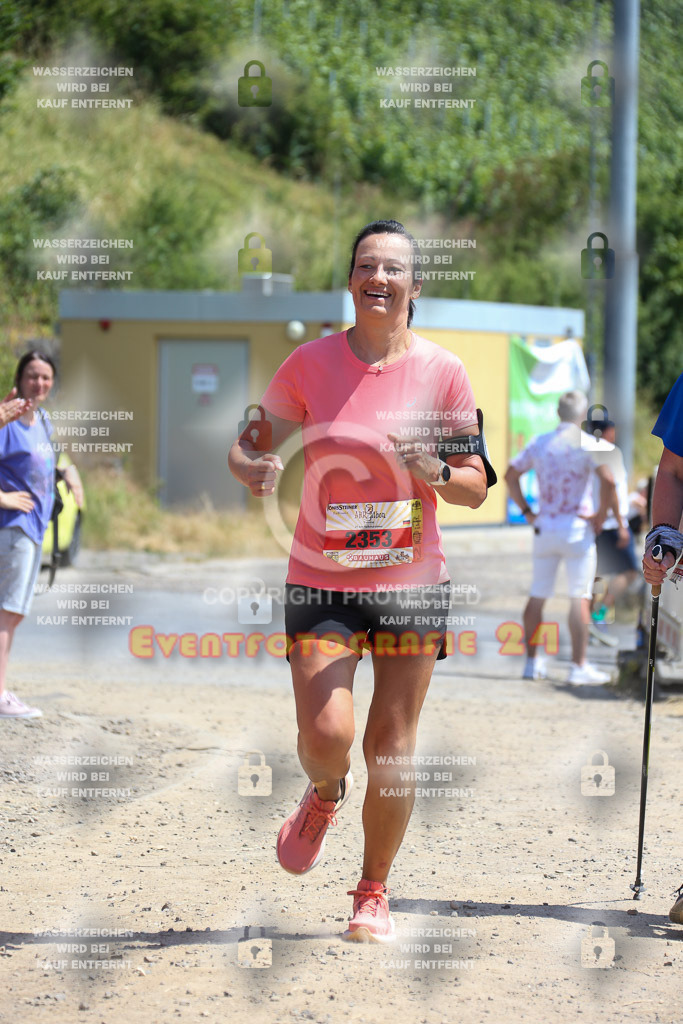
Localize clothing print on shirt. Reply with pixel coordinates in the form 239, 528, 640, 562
509, 422, 611, 518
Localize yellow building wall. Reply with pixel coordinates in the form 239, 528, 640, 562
407, 327, 509, 526
60, 318, 336, 490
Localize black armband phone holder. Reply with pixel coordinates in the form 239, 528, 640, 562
437, 408, 497, 488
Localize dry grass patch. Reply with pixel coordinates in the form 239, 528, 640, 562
81, 467, 288, 557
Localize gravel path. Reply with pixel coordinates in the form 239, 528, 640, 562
1, 530, 681, 1024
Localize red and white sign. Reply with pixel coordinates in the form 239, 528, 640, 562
191, 363, 219, 394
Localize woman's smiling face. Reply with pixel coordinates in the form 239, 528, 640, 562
18, 359, 54, 404
348, 232, 421, 321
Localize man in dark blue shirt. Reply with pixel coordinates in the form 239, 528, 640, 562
642, 372, 683, 924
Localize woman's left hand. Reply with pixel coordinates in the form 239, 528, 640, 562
387, 433, 440, 484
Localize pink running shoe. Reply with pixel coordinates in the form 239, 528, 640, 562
276, 772, 353, 875
0, 692, 42, 719
344, 879, 395, 943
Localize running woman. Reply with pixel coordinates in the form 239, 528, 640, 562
229, 220, 491, 941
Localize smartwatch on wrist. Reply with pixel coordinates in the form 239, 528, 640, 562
432, 460, 452, 487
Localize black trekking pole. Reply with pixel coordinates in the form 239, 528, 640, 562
47, 473, 64, 588
631, 543, 672, 899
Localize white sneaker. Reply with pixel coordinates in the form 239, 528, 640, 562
567, 663, 610, 686
0, 691, 42, 719
522, 656, 547, 680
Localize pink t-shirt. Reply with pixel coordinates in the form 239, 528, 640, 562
261, 330, 478, 591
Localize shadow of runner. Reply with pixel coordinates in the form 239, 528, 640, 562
4, 899, 683, 951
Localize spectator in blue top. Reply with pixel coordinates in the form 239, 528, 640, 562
0, 352, 83, 720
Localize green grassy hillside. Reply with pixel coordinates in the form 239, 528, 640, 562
1, 0, 681, 408
0, 72, 407, 325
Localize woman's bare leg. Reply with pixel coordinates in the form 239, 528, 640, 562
289, 641, 358, 800
0, 609, 23, 697
361, 650, 438, 882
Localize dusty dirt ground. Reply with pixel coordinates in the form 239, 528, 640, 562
1, 528, 681, 1024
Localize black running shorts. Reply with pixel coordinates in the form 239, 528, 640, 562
283, 582, 452, 660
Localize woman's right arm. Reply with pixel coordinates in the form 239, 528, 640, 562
0, 405, 36, 511
643, 446, 683, 583
228, 410, 301, 498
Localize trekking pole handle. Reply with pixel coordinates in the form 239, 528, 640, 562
651, 543, 675, 598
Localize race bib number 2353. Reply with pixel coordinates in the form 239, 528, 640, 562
323, 499, 422, 568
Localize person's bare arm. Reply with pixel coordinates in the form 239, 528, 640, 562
504, 464, 535, 524
228, 410, 300, 497
389, 424, 488, 508
651, 447, 683, 532
643, 447, 683, 583
62, 464, 84, 508
593, 463, 618, 535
